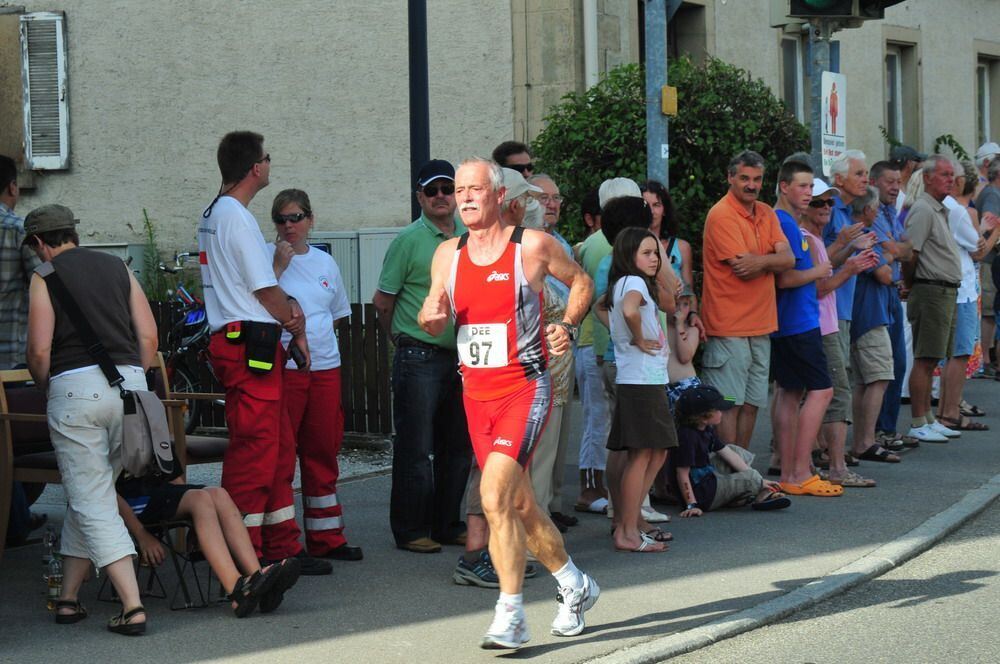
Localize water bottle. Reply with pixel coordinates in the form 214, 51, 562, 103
41, 526, 56, 564
45, 553, 63, 610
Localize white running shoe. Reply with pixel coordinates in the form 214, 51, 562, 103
907, 424, 948, 443
481, 604, 530, 650
929, 420, 960, 438
551, 573, 600, 637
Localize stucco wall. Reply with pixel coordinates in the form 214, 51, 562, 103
6, 1, 512, 248
711, 0, 1000, 165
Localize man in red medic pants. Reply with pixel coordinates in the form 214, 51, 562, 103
197, 131, 331, 576
419, 158, 597, 650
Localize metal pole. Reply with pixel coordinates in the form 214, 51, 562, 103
408, 0, 430, 219
809, 20, 832, 174
644, 0, 668, 186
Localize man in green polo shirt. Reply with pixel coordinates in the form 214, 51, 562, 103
373, 159, 472, 554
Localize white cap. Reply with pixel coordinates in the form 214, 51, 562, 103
812, 179, 840, 199
598, 177, 642, 209
502, 167, 543, 200
976, 142, 1000, 162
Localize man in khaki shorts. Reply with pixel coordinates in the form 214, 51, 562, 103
902, 156, 963, 443
701, 151, 794, 447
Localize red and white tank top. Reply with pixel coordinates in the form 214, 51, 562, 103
447, 226, 548, 400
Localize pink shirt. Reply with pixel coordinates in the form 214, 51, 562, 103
801, 227, 838, 336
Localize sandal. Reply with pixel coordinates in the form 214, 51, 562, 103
107, 606, 146, 636
959, 401, 986, 417
229, 564, 282, 618
857, 445, 901, 463
259, 556, 302, 614
751, 490, 791, 511
811, 449, 830, 470
938, 415, 989, 432
828, 470, 877, 488
780, 475, 843, 497
54, 599, 88, 624
845, 453, 860, 467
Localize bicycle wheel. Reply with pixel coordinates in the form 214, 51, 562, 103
171, 363, 202, 434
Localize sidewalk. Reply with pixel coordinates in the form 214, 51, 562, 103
1, 379, 997, 663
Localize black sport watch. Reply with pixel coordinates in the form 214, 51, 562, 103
556, 321, 579, 342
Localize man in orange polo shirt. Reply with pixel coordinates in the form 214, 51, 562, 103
701, 150, 795, 447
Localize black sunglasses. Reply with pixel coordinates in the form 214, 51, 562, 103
422, 183, 454, 197
273, 212, 309, 224
808, 199, 835, 208
256, 153, 271, 164
508, 163, 534, 174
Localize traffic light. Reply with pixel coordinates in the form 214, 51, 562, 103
788, 0, 906, 19
789, 0, 854, 17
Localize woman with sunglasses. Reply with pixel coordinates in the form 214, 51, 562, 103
800, 179, 879, 488
269, 189, 362, 562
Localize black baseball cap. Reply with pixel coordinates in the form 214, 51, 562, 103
416, 159, 455, 187
676, 385, 735, 420
888, 145, 927, 165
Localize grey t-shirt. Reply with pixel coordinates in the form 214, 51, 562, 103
906, 193, 963, 284
976, 184, 1000, 264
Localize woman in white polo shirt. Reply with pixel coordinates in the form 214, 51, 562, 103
269, 189, 362, 561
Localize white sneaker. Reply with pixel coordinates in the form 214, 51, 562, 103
907, 424, 948, 443
481, 604, 530, 650
929, 420, 960, 438
551, 573, 600, 637
641, 505, 671, 523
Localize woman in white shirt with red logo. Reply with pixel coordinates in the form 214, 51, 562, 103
269, 189, 362, 561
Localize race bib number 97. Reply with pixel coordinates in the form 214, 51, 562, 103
457, 324, 508, 368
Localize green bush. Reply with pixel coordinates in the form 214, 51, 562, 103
531, 58, 809, 249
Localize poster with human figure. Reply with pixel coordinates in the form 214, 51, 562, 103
821, 71, 846, 176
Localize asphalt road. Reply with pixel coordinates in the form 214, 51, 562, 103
669, 500, 1000, 664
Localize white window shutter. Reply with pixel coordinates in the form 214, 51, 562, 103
20, 12, 69, 170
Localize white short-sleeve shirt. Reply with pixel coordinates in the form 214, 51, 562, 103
269, 245, 352, 370
198, 196, 278, 331
609, 275, 669, 385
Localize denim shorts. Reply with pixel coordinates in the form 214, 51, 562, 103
952, 300, 979, 357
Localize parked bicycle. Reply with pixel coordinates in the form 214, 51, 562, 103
158, 252, 219, 433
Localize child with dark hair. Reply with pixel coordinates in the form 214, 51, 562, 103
670, 385, 791, 517
596, 227, 676, 552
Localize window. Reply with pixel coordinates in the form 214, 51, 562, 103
885, 46, 903, 142
20, 12, 69, 170
883, 37, 919, 147
780, 36, 805, 121
0, 10, 68, 171
977, 57, 1000, 146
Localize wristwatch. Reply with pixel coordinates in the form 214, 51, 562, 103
686, 502, 699, 511
556, 321, 578, 341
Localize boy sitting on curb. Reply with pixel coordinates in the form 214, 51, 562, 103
669, 385, 791, 516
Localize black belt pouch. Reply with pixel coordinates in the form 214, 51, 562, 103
243, 321, 281, 374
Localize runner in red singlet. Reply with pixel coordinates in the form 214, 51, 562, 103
420, 158, 598, 650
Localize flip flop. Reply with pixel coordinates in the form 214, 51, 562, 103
751, 491, 791, 510
857, 444, 901, 463
938, 415, 989, 432
780, 475, 843, 497
615, 535, 667, 553
574, 497, 609, 514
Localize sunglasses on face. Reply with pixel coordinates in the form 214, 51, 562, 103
808, 199, 835, 208
508, 162, 534, 174
273, 212, 308, 224
422, 183, 455, 197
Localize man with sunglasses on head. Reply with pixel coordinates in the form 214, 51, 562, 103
373, 159, 472, 554
492, 141, 534, 179
198, 130, 329, 578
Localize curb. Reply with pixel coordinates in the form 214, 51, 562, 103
587, 472, 1000, 664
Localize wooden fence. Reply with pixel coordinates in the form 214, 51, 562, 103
152, 302, 393, 435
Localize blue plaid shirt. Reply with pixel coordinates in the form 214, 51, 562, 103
0, 202, 41, 368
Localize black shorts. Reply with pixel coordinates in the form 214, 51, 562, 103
133, 484, 204, 525
771, 328, 832, 391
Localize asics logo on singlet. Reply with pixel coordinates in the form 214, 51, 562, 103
493, 437, 513, 447
486, 271, 511, 282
